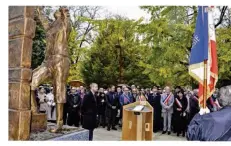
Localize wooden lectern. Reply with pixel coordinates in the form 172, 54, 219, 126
121, 101, 153, 141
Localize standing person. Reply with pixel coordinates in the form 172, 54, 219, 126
116, 87, 123, 126
187, 85, 231, 141
160, 86, 174, 135
106, 85, 119, 131
81, 83, 98, 141
137, 90, 147, 101
119, 87, 133, 126
174, 90, 188, 137
38, 87, 48, 113
188, 89, 200, 123
132, 88, 139, 102
119, 87, 133, 106
97, 89, 106, 128
172, 86, 182, 133
47, 87, 56, 122
149, 86, 162, 132
206, 92, 221, 113
67, 87, 81, 127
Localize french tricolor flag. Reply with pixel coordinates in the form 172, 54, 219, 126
189, 6, 218, 108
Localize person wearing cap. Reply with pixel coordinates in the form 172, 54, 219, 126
187, 85, 231, 141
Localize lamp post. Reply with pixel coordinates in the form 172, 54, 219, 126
115, 43, 123, 83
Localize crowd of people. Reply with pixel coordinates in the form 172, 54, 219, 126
35, 83, 222, 139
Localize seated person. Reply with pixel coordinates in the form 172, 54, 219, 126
187, 85, 231, 141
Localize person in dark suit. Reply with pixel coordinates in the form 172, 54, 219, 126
67, 87, 81, 127
115, 87, 123, 126
189, 89, 200, 123
97, 90, 106, 128
148, 86, 162, 132
187, 85, 231, 141
81, 83, 98, 141
106, 85, 119, 131
174, 90, 188, 137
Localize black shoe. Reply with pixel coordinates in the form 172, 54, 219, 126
162, 131, 166, 134
168, 131, 171, 135
182, 133, 185, 137
177, 133, 180, 137
107, 128, 110, 131
112, 127, 117, 130
103, 126, 105, 128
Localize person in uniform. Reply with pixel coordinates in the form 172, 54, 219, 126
81, 83, 98, 141
67, 87, 81, 127
174, 90, 188, 137
187, 85, 231, 141
106, 85, 119, 131
160, 86, 174, 135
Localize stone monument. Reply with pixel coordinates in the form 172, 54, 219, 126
9, 6, 36, 140
9, 6, 89, 141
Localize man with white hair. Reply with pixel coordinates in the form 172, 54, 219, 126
187, 85, 231, 141
160, 86, 175, 135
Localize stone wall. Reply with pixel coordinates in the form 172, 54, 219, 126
8, 6, 36, 140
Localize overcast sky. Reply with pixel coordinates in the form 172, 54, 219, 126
103, 6, 150, 20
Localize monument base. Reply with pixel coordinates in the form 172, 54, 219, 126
31, 113, 47, 132
30, 123, 89, 141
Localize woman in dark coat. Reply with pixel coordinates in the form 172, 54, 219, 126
97, 92, 106, 128
81, 83, 98, 141
174, 90, 188, 137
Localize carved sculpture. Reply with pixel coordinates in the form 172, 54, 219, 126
30, 7, 72, 133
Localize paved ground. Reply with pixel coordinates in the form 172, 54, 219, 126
93, 127, 186, 141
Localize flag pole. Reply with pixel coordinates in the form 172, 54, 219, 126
203, 60, 208, 109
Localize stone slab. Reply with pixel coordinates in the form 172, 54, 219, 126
9, 82, 30, 110
9, 37, 33, 68
31, 113, 47, 132
30, 123, 86, 141
9, 17, 36, 39
9, 6, 35, 20
9, 68, 32, 82
50, 130, 89, 141
9, 109, 31, 140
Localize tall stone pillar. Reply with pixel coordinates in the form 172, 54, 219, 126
9, 6, 36, 140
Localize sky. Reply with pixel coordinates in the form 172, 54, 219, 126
103, 6, 150, 20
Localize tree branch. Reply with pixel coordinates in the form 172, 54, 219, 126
215, 6, 228, 28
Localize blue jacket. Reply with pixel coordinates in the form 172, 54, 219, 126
119, 93, 133, 106
187, 106, 231, 141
